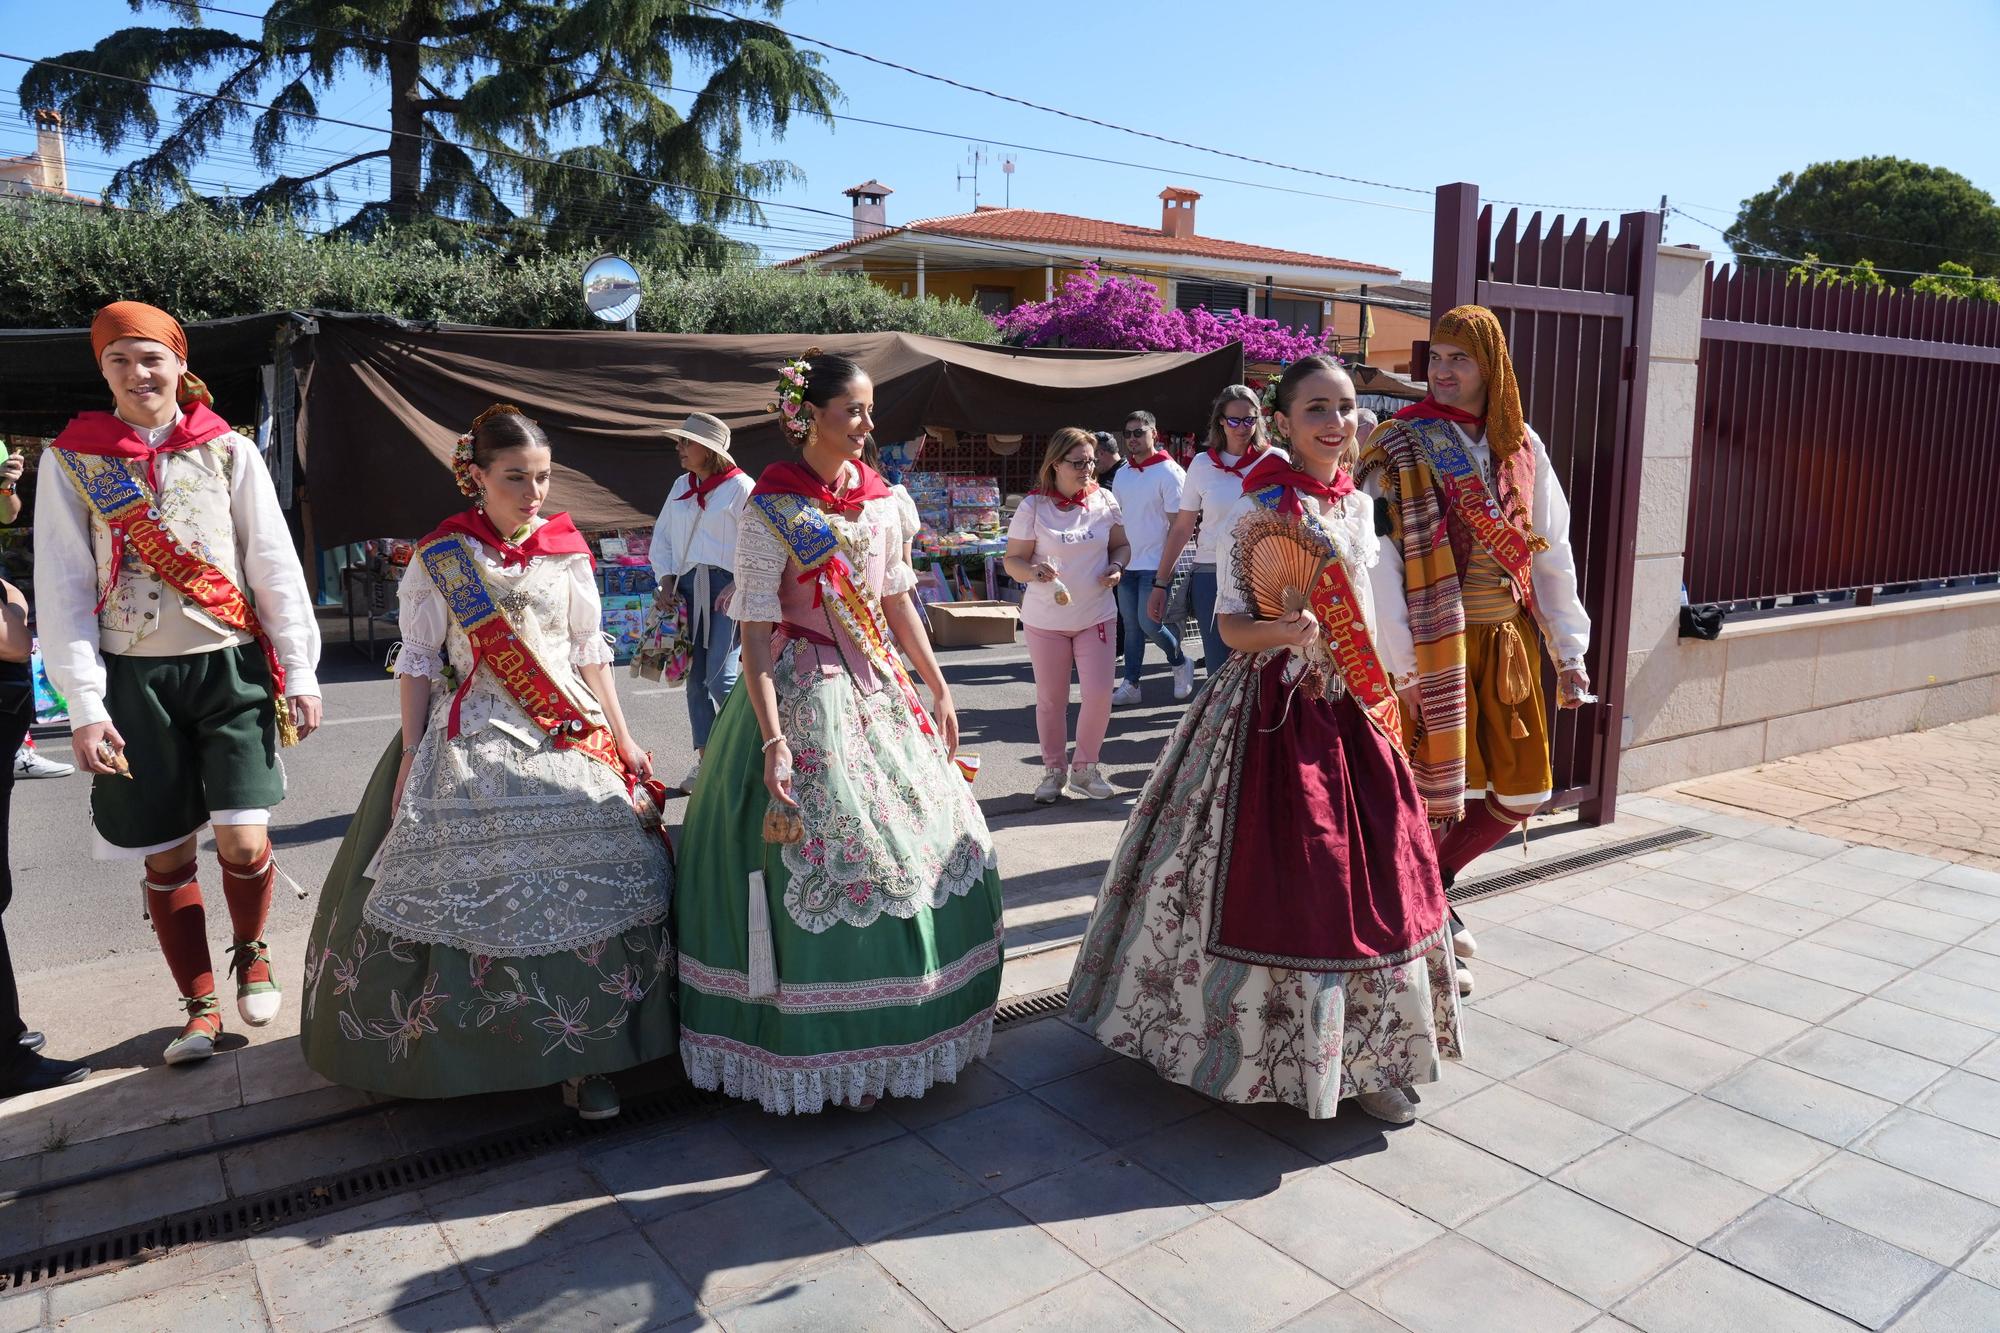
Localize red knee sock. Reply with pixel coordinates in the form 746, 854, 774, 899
1436, 798, 1531, 880
145, 860, 215, 999
217, 844, 275, 944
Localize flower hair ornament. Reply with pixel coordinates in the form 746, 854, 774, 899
1259, 366, 1288, 443
454, 403, 526, 503
769, 346, 820, 443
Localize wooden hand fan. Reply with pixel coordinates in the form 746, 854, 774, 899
1235, 510, 1335, 621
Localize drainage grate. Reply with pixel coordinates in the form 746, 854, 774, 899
1447, 825, 1708, 906
994, 985, 1070, 1029
0, 1079, 727, 1295
1, 994, 1082, 1296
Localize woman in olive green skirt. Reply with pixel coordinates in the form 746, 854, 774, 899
301, 407, 675, 1119
676, 352, 1002, 1114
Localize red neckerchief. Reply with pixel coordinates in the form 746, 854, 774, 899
1035, 483, 1098, 512
1209, 443, 1264, 477
753, 458, 892, 514
424, 510, 594, 571
678, 465, 746, 509
1241, 452, 1355, 518
1395, 397, 1486, 439
51, 403, 233, 493
1127, 450, 1171, 472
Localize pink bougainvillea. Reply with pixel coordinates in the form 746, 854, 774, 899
992, 264, 1339, 362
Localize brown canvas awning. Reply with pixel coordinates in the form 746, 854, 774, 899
297, 319, 1243, 543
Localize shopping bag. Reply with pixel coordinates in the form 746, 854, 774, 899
630, 590, 693, 686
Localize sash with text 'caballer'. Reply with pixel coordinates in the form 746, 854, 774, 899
55, 448, 299, 746
747, 492, 933, 737
1246, 485, 1404, 751
1402, 417, 1541, 616
416, 534, 674, 848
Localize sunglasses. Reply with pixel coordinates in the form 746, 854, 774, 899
1222, 415, 1257, 429
1122, 428, 1149, 438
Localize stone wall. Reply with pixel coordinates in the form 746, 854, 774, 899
1614, 244, 2000, 795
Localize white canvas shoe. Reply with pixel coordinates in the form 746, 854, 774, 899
1111, 682, 1142, 707
1172, 658, 1195, 700
13, 747, 73, 779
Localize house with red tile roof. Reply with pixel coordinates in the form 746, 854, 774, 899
0, 110, 103, 209
781, 183, 1420, 362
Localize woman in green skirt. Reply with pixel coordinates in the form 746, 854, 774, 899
676, 351, 1003, 1114
301, 405, 675, 1120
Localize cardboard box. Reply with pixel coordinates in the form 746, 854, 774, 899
925, 599, 1019, 647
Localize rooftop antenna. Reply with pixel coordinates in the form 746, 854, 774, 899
956, 144, 987, 206
1001, 153, 1017, 207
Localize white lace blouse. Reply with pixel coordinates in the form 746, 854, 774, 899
393, 545, 613, 682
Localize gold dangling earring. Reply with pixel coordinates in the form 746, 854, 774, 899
475, 489, 486, 513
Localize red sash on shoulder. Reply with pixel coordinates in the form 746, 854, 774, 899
1402, 417, 1540, 613
1243, 477, 1404, 750
53, 446, 299, 746
1311, 560, 1405, 751
416, 533, 674, 851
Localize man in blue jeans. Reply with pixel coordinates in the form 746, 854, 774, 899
1110, 412, 1193, 703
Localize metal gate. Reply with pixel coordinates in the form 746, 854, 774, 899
1428, 183, 1659, 823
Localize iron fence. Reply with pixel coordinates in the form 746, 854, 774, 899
1685, 264, 2000, 605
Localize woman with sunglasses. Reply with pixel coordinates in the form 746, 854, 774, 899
1147, 385, 1283, 686
1004, 428, 1131, 804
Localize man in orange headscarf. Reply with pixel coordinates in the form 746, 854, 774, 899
1357, 305, 1593, 996
35, 301, 323, 1065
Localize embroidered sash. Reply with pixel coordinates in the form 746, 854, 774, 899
417, 534, 674, 847
1403, 418, 1540, 615
56, 449, 299, 746
1247, 486, 1404, 749
747, 492, 934, 737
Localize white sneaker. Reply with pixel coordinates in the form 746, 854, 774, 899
1065, 763, 1114, 800
1111, 682, 1142, 707
1172, 658, 1195, 700
13, 747, 73, 779
677, 758, 701, 795
1355, 1088, 1418, 1125
1456, 964, 1475, 997
1451, 915, 1479, 959
1033, 766, 1066, 804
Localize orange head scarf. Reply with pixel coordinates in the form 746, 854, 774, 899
1431, 304, 1524, 458
89, 301, 212, 407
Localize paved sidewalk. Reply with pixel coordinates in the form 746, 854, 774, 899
1673, 714, 2000, 873
5, 771, 1998, 1329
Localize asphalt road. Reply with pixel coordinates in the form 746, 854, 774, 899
8, 629, 1207, 976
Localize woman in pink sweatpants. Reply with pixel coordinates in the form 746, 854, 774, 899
1004, 428, 1131, 804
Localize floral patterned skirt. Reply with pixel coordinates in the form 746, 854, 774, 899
674, 649, 1004, 1114
300, 738, 677, 1099
1066, 650, 1462, 1119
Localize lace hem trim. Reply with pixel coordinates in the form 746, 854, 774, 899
395, 643, 446, 680
680, 1012, 993, 1115
359, 899, 670, 960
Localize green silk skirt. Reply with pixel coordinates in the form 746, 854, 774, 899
299, 736, 678, 1099
675, 648, 1004, 1114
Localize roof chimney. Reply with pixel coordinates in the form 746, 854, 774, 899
1159, 186, 1200, 240
843, 179, 893, 240
32, 109, 66, 194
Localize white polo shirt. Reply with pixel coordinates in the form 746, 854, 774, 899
1110, 451, 1185, 574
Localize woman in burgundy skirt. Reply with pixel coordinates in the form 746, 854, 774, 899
1066, 357, 1460, 1124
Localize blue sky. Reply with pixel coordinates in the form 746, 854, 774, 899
5, 0, 1996, 280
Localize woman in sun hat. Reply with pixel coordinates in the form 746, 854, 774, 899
648, 412, 753, 795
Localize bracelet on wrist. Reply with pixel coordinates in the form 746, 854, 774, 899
761, 734, 786, 751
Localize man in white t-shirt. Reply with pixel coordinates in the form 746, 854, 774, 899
1109, 412, 1193, 703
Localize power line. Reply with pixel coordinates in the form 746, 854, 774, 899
175, 0, 1431, 219
1667, 207, 1995, 282
2, 56, 1408, 304
682, 0, 1644, 216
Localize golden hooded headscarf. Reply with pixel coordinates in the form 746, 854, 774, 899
1431, 304, 1524, 459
